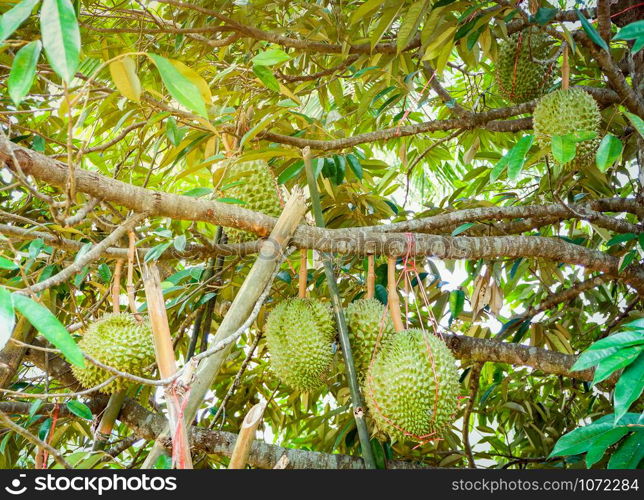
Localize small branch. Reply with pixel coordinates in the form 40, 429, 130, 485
0, 409, 73, 469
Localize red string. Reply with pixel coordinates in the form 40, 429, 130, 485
169, 382, 192, 469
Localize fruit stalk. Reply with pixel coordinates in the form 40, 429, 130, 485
302, 146, 377, 470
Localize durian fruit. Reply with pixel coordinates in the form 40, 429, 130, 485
533, 88, 601, 169
216, 160, 282, 243
365, 328, 459, 441
72, 313, 156, 394
346, 298, 395, 378
496, 27, 555, 103
265, 298, 336, 391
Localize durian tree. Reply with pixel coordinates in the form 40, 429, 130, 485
0, 0, 643, 470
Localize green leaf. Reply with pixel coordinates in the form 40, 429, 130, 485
8, 40, 41, 105
252, 64, 280, 92
346, 153, 363, 180
38, 417, 52, 441
451, 222, 475, 236
397, 0, 427, 53
333, 154, 346, 185
66, 400, 93, 420
0, 256, 18, 270
149, 54, 208, 118
507, 135, 534, 180
586, 330, 644, 351
614, 352, 644, 422
12, 293, 84, 367
529, 7, 558, 26
490, 151, 511, 182
183, 187, 212, 198
144, 241, 172, 263
173, 234, 186, 252
608, 432, 644, 469
576, 9, 609, 52
0, 288, 15, 350
165, 117, 185, 146
624, 112, 644, 138
449, 289, 465, 319
40, 0, 80, 83
614, 20, 644, 53
97, 263, 111, 283
278, 160, 304, 184
251, 48, 290, 66
606, 232, 637, 246
0, 0, 40, 43
550, 419, 621, 457
585, 427, 630, 467
596, 134, 623, 171
592, 345, 642, 385
551, 134, 577, 164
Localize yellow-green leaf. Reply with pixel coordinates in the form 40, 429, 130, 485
109, 56, 142, 102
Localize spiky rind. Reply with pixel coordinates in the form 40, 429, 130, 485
365, 328, 460, 441
496, 28, 555, 103
533, 88, 601, 169
265, 298, 336, 391
346, 298, 395, 378
71, 313, 156, 394
217, 160, 282, 243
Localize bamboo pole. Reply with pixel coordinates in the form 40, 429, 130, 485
228, 402, 266, 469
562, 44, 570, 91
143, 264, 193, 469
302, 147, 376, 470
387, 257, 404, 332
366, 254, 375, 299
298, 250, 308, 298
92, 390, 126, 451
141, 190, 307, 468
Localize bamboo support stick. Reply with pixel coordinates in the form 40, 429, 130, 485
112, 259, 123, 313
302, 147, 376, 470
366, 254, 375, 299
141, 190, 307, 468
143, 264, 193, 469
562, 44, 570, 91
387, 257, 404, 333
92, 390, 126, 451
228, 402, 266, 469
298, 250, 308, 298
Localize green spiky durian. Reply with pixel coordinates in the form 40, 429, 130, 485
71, 313, 156, 394
346, 298, 395, 378
496, 27, 555, 103
217, 160, 282, 243
265, 298, 336, 391
533, 88, 601, 169
365, 328, 459, 441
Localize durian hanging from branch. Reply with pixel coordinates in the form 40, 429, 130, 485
364, 256, 460, 442
495, 27, 556, 104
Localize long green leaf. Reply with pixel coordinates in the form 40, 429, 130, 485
551, 134, 576, 164
576, 9, 609, 52
507, 135, 534, 180
0, 288, 15, 350
251, 48, 290, 66
149, 54, 207, 118
8, 40, 41, 105
596, 134, 623, 171
585, 427, 630, 467
66, 400, 93, 420
614, 20, 644, 53
608, 432, 644, 469
624, 112, 644, 138
549, 420, 617, 457
592, 345, 642, 385
252, 64, 280, 92
12, 293, 84, 367
40, 0, 80, 83
614, 352, 644, 422
0, 0, 40, 43
346, 153, 363, 180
